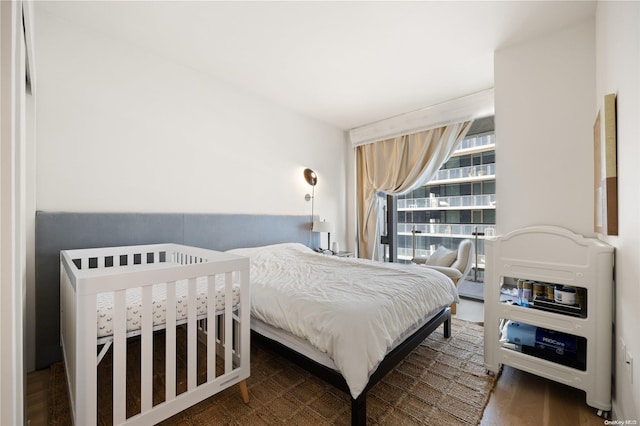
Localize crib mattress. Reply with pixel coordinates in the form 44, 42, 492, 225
96, 277, 240, 339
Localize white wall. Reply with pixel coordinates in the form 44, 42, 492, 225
596, 1, 640, 420
496, 13, 640, 420
495, 20, 595, 237
34, 9, 348, 246
32, 7, 352, 376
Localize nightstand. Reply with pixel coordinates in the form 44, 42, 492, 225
334, 251, 354, 258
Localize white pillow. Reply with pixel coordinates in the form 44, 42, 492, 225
425, 245, 457, 267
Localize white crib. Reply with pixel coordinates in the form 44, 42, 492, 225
60, 243, 250, 425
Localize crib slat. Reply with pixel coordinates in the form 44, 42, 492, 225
224, 272, 233, 374
141, 285, 153, 413
187, 278, 197, 391
206, 276, 216, 380
240, 269, 250, 372
75, 293, 98, 425
113, 290, 127, 425
166, 281, 177, 401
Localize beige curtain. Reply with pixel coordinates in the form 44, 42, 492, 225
356, 121, 472, 259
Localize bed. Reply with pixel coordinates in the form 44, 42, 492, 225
226, 243, 458, 425
59, 243, 250, 426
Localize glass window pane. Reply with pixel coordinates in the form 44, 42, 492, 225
483, 210, 496, 224
483, 151, 495, 164
459, 155, 471, 168
445, 157, 459, 169
446, 211, 460, 223
391, 125, 495, 274
443, 185, 456, 196
483, 181, 496, 194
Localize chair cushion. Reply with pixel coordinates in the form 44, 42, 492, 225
451, 239, 473, 275
425, 245, 457, 267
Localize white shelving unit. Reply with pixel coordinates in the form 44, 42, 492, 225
484, 226, 614, 414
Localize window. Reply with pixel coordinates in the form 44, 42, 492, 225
383, 117, 495, 282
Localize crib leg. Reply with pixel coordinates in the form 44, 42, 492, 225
239, 380, 249, 403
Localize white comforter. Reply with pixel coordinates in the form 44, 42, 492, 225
227, 243, 458, 398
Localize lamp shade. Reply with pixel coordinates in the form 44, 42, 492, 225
303, 168, 317, 186
312, 220, 333, 233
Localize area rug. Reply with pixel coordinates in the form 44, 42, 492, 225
49, 318, 495, 425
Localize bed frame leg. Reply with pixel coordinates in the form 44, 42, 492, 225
351, 394, 366, 425
239, 380, 249, 404
444, 311, 451, 338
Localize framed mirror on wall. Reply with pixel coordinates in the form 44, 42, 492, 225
594, 93, 618, 236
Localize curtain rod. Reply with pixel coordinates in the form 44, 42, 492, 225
349, 88, 494, 147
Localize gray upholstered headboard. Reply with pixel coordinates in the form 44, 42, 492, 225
35, 212, 318, 368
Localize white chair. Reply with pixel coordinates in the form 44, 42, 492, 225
413, 239, 474, 314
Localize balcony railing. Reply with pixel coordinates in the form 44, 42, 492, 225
455, 133, 495, 151
431, 164, 495, 183
397, 247, 486, 269
398, 194, 496, 210
397, 223, 496, 237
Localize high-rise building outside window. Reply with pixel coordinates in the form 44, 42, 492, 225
393, 118, 495, 282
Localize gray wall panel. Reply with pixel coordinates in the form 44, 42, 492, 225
183, 214, 317, 251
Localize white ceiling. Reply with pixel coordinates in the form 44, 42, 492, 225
37, 1, 596, 130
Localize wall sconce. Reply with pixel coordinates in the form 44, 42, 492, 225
304, 168, 318, 228
304, 168, 317, 187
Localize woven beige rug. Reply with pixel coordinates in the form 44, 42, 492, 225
49, 318, 495, 425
